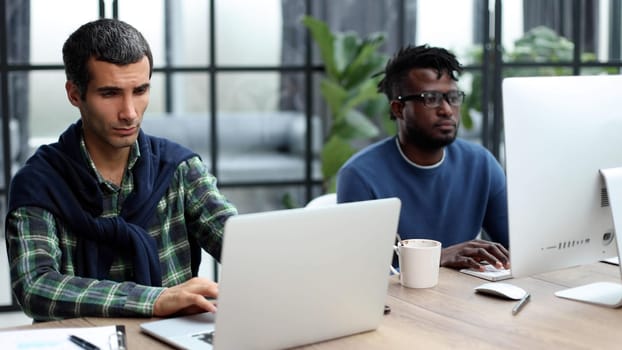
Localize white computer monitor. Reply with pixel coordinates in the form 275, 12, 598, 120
503, 74, 622, 307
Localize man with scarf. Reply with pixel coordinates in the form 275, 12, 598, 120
5, 19, 238, 321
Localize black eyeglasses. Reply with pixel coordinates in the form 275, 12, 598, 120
397, 90, 465, 108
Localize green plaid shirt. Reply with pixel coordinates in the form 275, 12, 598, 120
6, 138, 237, 321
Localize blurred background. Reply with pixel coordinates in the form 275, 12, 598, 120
1, 0, 621, 313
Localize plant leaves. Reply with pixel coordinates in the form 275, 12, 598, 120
321, 135, 356, 188
381, 116, 397, 136
342, 33, 386, 87
319, 79, 348, 120
332, 109, 380, 140
334, 32, 361, 77
302, 15, 390, 192
462, 110, 473, 129
301, 15, 338, 79
343, 78, 382, 111
361, 94, 389, 121
343, 54, 387, 89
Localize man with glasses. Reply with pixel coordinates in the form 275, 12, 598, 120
337, 44, 509, 272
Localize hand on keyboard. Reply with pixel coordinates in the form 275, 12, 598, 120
460, 264, 512, 281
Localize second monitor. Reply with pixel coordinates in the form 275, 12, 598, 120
503, 74, 622, 307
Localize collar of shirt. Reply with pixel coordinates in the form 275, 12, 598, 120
79, 134, 141, 190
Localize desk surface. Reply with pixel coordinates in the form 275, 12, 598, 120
5, 263, 621, 349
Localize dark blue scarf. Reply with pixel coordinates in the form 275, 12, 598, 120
7, 120, 197, 286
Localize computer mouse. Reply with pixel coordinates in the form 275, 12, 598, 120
474, 282, 527, 300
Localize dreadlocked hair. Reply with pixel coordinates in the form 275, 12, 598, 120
377, 44, 463, 102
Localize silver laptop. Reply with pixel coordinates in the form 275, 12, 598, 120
141, 197, 401, 349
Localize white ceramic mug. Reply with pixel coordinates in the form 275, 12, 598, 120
392, 239, 442, 288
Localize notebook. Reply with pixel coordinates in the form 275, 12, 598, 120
141, 197, 401, 350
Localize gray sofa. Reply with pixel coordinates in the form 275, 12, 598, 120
140, 112, 322, 182
140, 112, 323, 212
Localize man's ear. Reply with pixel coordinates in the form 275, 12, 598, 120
65, 81, 82, 107
390, 100, 403, 120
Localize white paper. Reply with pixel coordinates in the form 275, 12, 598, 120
1, 325, 123, 350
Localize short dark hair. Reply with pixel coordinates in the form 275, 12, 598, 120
62, 19, 153, 99
378, 44, 463, 102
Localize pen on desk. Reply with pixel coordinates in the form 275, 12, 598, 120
69, 334, 101, 350
512, 293, 530, 315
115, 326, 127, 350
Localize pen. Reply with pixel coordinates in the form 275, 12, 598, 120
512, 293, 530, 315
116, 327, 127, 350
69, 335, 101, 350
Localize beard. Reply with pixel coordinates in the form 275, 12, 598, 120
403, 122, 458, 151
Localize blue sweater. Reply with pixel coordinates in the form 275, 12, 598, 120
7, 120, 197, 286
337, 136, 508, 248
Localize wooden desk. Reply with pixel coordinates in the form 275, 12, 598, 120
6, 263, 621, 349
302, 263, 622, 349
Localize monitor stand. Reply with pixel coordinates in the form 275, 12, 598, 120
555, 282, 622, 307
554, 167, 622, 308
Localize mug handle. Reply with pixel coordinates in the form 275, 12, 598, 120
390, 245, 400, 275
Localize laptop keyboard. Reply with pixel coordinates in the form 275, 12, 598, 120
192, 330, 215, 344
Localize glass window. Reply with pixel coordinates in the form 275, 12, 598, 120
22, 70, 166, 159
501, 0, 526, 55
145, 72, 166, 114
0, 196, 11, 306
506, 0, 606, 64
280, 0, 308, 66
590, 0, 622, 63
457, 70, 483, 144
141, 111, 210, 170
610, 1, 622, 62
215, 0, 285, 66
28, 0, 99, 65
25, 71, 76, 152
7, 0, 621, 221
118, 0, 166, 67
580, 67, 622, 75
170, 73, 210, 113
502, 67, 574, 78
309, 0, 405, 65
0, 195, 5, 239
215, 72, 317, 183
169, 0, 210, 66
415, 0, 482, 65
123, 0, 210, 67
217, 72, 283, 112
1, 86, 6, 188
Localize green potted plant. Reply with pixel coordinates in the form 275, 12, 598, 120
301, 15, 393, 192
463, 26, 615, 126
